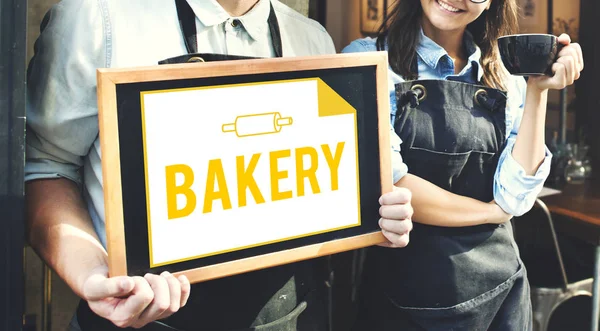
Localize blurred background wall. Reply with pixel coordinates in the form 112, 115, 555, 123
23, 1, 586, 330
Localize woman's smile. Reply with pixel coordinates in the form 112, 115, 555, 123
435, 0, 465, 14
420, 0, 488, 33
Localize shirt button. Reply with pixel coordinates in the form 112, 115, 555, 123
231, 19, 241, 28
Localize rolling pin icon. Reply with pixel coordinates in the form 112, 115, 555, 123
222, 112, 293, 137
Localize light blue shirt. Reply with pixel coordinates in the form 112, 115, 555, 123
25, 0, 337, 249
342, 31, 552, 216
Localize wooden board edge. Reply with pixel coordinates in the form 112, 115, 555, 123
97, 70, 128, 277
375, 52, 393, 193
98, 52, 389, 84
175, 232, 385, 284
99, 52, 391, 279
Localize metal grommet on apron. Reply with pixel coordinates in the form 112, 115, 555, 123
473, 88, 501, 112
474, 88, 488, 108
394, 84, 427, 132
410, 84, 427, 102
187, 56, 205, 63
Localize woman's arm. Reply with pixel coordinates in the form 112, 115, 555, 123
395, 174, 511, 227
493, 34, 584, 216
512, 35, 583, 174
510, 83, 549, 174
389, 126, 510, 227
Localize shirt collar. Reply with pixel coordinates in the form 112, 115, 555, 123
186, 0, 271, 42
416, 28, 484, 81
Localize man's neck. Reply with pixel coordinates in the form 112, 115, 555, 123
216, 0, 261, 17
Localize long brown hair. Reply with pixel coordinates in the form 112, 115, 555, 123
376, 0, 519, 90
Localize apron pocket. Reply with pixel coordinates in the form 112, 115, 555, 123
248, 288, 326, 331
375, 220, 521, 308
250, 300, 307, 331
403, 147, 497, 200
387, 264, 525, 331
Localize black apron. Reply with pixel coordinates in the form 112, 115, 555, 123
77, 1, 329, 330
353, 76, 533, 330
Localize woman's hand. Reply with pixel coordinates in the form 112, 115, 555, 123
377, 186, 414, 248
528, 34, 584, 91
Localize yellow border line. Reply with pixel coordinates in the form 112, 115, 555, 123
353, 111, 362, 227
140, 93, 155, 267
150, 221, 360, 268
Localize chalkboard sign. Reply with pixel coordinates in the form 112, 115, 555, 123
97, 52, 392, 283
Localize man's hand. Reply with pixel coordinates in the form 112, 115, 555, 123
377, 186, 413, 248
82, 266, 191, 328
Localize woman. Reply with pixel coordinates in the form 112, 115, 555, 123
343, 0, 584, 330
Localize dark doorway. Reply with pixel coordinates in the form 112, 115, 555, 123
0, 0, 27, 329
576, 0, 600, 179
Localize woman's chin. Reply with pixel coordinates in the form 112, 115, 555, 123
428, 20, 464, 33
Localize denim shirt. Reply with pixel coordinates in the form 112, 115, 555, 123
24, 0, 336, 249
342, 31, 552, 216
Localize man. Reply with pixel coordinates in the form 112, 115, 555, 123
25, 0, 413, 329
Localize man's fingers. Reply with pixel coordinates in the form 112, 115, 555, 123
379, 218, 413, 236
379, 187, 411, 205
178, 275, 191, 307
159, 271, 182, 319
94, 276, 154, 328
134, 274, 171, 327
83, 274, 135, 301
118, 276, 155, 322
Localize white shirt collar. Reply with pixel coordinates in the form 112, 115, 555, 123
186, 0, 271, 42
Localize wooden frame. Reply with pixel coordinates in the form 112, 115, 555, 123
517, 0, 543, 29
361, 0, 387, 34
97, 52, 392, 283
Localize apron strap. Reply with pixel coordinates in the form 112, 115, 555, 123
267, 2, 284, 58
174, 0, 283, 57
175, 0, 198, 54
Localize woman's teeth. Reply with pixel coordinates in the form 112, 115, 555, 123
437, 0, 461, 12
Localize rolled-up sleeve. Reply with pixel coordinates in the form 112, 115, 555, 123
493, 77, 552, 216
25, 0, 107, 184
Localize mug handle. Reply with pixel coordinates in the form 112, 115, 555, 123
545, 41, 566, 76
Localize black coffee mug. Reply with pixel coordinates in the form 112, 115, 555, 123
498, 34, 563, 76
